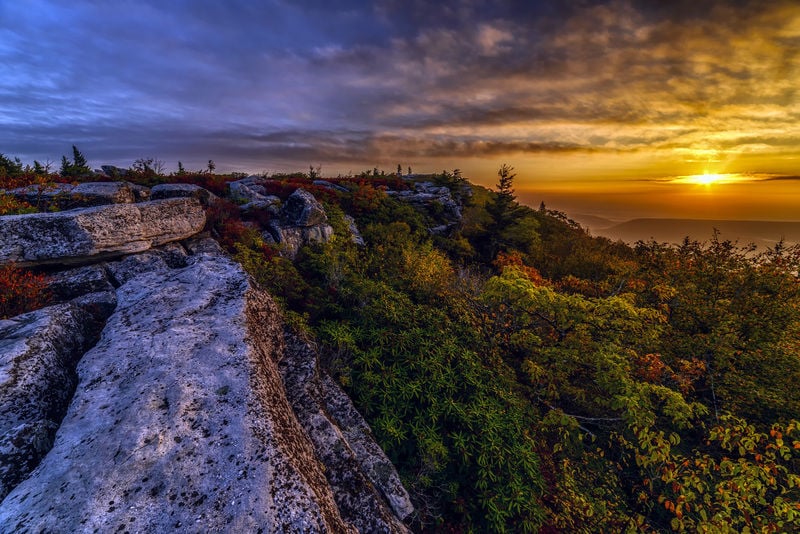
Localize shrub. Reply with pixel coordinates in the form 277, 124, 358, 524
0, 194, 36, 215
0, 264, 49, 319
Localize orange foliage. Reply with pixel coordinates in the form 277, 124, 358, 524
0, 264, 49, 319
0, 194, 34, 215
494, 250, 549, 286
348, 183, 385, 213
633, 352, 706, 395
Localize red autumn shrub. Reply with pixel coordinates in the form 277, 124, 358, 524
0, 264, 49, 319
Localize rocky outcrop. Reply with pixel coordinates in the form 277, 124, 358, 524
317, 373, 414, 521
0, 301, 110, 500
150, 183, 216, 206
387, 181, 470, 233
345, 215, 365, 246
281, 333, 413, 532
267, 225, 335, 260
0, 245, 410, 532
99, 165, 128, 178
266, 189, 335, 259
282, 189, 328, 227
6, 181, 136, 210
0, 198, 206, 267
229, 176, 272, 204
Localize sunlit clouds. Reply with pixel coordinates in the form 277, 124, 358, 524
1, 0, 798, 219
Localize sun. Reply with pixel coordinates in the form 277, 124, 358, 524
686, 172, 725, 185
669, 172, 752, 186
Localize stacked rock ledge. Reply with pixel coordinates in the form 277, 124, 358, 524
0, 197, 206, 267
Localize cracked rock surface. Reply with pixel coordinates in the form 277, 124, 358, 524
0, 302, 106, 501
0, 251, 353, 533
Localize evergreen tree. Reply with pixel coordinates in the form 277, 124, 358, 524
72, 145, 88, 169
0, 153, 23, 177
484, 164, 525, 259
60, 145, 91, 177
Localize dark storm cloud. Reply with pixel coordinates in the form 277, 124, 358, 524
1, 0, 798, 172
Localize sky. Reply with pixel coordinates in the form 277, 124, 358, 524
1, 0, 799, 221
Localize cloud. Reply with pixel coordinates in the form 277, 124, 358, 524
0, 0, 798, 178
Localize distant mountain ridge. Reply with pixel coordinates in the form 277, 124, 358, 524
589, 218, 800, 249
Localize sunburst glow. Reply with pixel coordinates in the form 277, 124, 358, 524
669, 173, 753, 185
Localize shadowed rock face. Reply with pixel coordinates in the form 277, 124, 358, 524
280, 332, 413, 533
0, 301, 109, 500
0, 198, 206, 267
0, 249, 395, 533
282, 189, 328, 227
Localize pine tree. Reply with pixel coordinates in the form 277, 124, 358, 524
60, 145, 91, 177
487, 164, 521, 231
485, 164, 525, 260
72, 145, 88, 169
0, 154, 23, 177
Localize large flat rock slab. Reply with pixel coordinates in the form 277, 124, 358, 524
0, 252, 352, 533
0, 198, 205, 267
6, 181, 136, 211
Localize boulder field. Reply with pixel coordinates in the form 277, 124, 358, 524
0, 181, 411, 533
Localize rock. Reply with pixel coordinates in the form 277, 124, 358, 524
317, 373, 414, 521
0, 198, 206, 267
6, 181, 136, 211
4, 183, 72, 210
70, 291, 118, 325
386, 181, 468, 233
229, 177, 271, 204
124, 181, 151, 202
45, 264, 114, 302
151, 241, 190, 268
345, 215, 365, 246
100, 165, 128, 178
0, 302, 106, 500
71, 182, 137, 205
281, 332, 413, 532
106, 251, 170, 286
0, 253, 355, 532
282, 189, 328, 227
150, 183, 216, 206
0, 420, 59, 502
183, 235, 224, 256
261, 231, 278, 246
268, 223, 334, 260
257, 189, 335, 259
106, 243, 189, 286
240, 196, 281, 217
